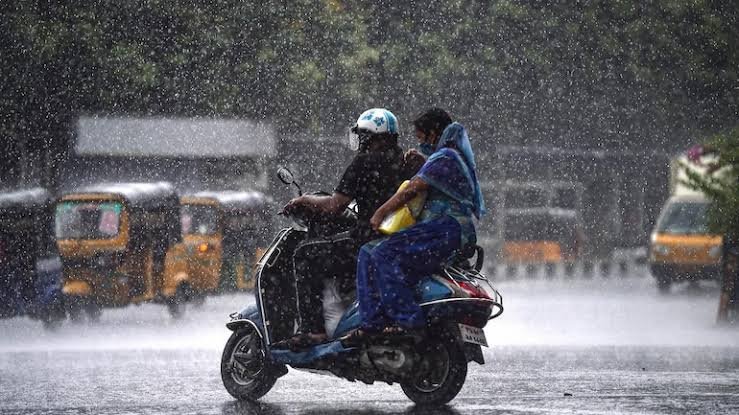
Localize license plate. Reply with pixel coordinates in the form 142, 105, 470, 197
458, 323, 488, 347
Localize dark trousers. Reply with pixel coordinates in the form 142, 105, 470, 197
293, 234, 358, 334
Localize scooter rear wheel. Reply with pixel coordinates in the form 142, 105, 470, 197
221, 327, 277, 401
400, 334, 468, 406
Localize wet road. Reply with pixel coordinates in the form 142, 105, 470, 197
2, 269, 739, 414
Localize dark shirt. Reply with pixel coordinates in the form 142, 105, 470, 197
335, 145, 410, 241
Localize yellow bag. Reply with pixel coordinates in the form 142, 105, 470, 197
378, 180, 427, 235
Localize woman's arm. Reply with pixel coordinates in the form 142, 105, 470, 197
369, 176, 430, 231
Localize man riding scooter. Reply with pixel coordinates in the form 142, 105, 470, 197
278, 108, 423, 349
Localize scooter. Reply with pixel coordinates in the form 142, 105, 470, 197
220, 168, 504, 405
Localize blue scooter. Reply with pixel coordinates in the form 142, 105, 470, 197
220, 168, 503, 405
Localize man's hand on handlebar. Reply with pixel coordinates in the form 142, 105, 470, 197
282, 196, 307, 215
283, 193, 352, 217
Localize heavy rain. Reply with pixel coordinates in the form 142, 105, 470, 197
1, 2, 739, 414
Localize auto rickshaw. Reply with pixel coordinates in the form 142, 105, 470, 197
55, 182, 184, 318
501, 208, 583, 276
0, 188, 65, 327
168, 190, 272, 295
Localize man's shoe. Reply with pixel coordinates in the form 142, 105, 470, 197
282, 331, 328, 351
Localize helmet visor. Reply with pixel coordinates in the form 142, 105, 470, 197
347, 127, 360, 151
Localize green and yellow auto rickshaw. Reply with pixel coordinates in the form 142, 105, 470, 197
167, 191, 272, 295
55, 182, 184, 318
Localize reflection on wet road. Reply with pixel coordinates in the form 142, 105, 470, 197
1, 271, 738, 414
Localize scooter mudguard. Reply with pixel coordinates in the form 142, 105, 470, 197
226, 304, 266, 339
270, 340, 354, 367
332, 276, 454, 339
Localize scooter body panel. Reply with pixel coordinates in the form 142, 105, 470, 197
331, 276, 455, 339
270, 339, 352, 367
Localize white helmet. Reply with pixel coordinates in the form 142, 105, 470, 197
348, 108, 399, 151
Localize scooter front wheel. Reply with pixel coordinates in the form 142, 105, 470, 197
400, 334, 468, 406
221, 327, 277, 401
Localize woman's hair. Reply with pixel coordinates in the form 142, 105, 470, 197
413, 108, 452, 136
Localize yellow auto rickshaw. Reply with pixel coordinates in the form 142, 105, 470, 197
501, 208, 583, 276
168, 190, 272, 295
55, 182, 184, 318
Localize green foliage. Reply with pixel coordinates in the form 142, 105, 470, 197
1, 0, 738, 145
683, 127, 739, 238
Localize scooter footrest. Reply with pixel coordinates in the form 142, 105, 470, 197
270, 340, 352, 366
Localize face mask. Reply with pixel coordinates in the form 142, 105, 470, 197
419, 142, 436, 156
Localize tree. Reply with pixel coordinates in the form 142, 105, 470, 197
682, 126, 739, 324
1, 0, 738, 170
682, 127, 739, 238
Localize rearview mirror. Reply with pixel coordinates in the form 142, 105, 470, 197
277, 167, 302, 195
277, 167, 294, 185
